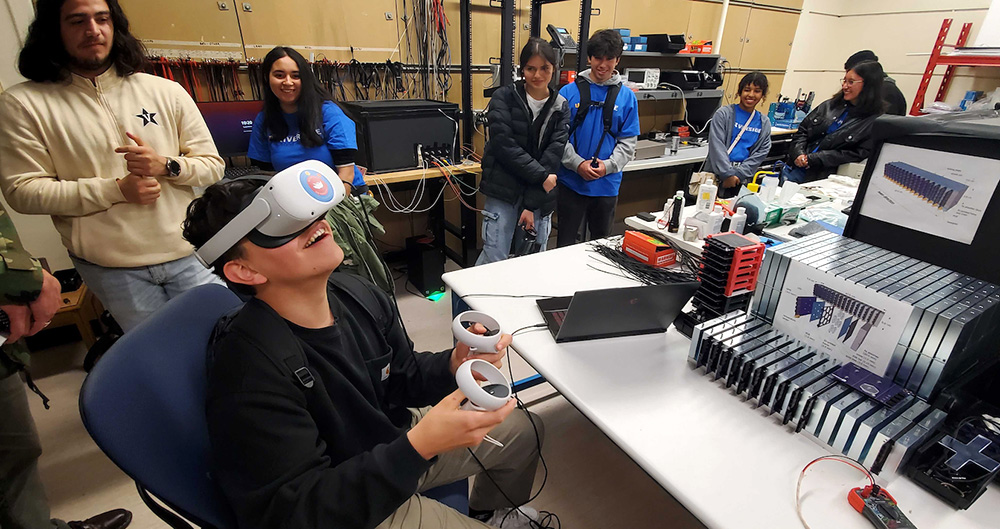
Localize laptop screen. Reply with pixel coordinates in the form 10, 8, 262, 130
197, 101, 264, 157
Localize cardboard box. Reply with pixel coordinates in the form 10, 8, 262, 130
623, 230, 677, 268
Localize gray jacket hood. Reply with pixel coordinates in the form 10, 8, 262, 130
577, 68, 623, 86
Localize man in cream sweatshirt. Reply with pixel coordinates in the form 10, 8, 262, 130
0, 0, 224, 332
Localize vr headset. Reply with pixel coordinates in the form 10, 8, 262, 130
195, 160, 347, 267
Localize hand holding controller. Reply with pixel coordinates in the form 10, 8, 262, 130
452, 311, 503, 352
456, 359, 513, 412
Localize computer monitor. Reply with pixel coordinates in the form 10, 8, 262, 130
197, 101, 264, 157
844, 114, 1000, 284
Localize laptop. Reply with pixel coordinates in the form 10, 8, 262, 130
536, 283, 700, 343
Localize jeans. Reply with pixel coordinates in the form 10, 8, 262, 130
781, 164, 809, 184
556, 186, 617, 247
475, 196, 552, 266
0, 374, 69, 529
71, 254, 224, 332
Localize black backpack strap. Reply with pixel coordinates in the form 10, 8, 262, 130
602, 82, 622, 135
210, 299, 316, 393
567, 76, 591, 137
327, 272, 391, 335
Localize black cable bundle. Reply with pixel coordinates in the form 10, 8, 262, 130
247, 60, 262, 100
586, 234, 700, 285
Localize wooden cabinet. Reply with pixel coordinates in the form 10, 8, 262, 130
753, 0, 804, 9
121, 0, 244, 59
738, 8, 798, 71
236, 0, 399, 61
613, 0, 692, 36
685, 3, 751, 68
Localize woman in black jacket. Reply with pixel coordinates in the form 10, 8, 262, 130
784, 61, 886, 183
475, 37, 570, 265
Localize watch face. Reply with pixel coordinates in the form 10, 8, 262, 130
167, 159, 181, 175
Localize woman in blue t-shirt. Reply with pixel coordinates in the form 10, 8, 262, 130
249, 46, 366, 192
249, 46, 391, 291
705, 72, 772, 199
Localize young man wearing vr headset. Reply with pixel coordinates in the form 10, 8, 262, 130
182, 163, 546, 529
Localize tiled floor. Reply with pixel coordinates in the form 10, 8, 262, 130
24, 265, 706, 528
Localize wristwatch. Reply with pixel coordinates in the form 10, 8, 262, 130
165, 158, 181, 177
0, 308, 10, 336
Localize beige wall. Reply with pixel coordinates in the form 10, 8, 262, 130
0, 0, 74, 270
0, 0, 809, 268
783, 0, 1000, 111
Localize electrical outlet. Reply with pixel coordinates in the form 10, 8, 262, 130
217, 1, 229, 10
242, 2, 252, 12
385, 12, 394, 20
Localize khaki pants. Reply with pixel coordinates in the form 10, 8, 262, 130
376, 406, 545, 529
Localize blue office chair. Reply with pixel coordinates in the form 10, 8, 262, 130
80, 284, 242, 528
80, 284, 467, 529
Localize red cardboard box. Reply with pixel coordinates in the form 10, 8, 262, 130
623, 230, 677, 268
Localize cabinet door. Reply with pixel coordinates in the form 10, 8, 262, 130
121, 0, 244, 60
237, 0, 399, 61
691, 4, 751, 69
613, 0, 692, 36
739, 8, 798, 71
753, 0, 804, 10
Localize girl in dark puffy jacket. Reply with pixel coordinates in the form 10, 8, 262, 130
784, 60, 886, 183
475, 37, 570, 265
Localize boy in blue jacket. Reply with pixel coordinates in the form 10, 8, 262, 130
557, 29, 641, 247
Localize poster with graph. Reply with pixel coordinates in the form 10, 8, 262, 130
859, 143, 1000, 245
772, 262, 915, 376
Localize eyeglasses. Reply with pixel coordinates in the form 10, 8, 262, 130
841, 78, 863, 87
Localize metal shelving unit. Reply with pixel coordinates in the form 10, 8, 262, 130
635, 89, 724, 101
911, 18, 1000, 116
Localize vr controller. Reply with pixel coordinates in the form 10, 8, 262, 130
456, 359, 513, 412
195, 160, 347, 267
452, 311, 512, 412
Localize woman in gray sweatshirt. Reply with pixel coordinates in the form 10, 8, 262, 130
705, 72, 772, 198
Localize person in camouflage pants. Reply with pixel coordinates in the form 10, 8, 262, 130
0, 203, 132, 529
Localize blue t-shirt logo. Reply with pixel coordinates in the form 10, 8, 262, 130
300, 169, 334, 202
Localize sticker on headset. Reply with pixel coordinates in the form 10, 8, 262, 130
300, 169, 334, 202
381, 363, 390, 381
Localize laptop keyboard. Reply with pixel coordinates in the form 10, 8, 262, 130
223, 166, 264, 180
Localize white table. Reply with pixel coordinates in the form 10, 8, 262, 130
624, 178, 859, 256
443, 243, 997, 529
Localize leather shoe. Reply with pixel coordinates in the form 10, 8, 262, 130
67, 508, 133, 529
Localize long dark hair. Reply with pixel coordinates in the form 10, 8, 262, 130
260, 46, 331, 148
832, 60, 885, 117
518, 37, 557, 76
18, 0, 147, 83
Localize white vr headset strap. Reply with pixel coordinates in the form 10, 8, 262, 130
195, 196, 272, 267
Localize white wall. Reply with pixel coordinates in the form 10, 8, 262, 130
783, 0, 1000, 112
0, 0, 31, 90
0, 0, 73, 270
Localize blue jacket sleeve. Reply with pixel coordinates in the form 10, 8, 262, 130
618, 90, 641, 138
